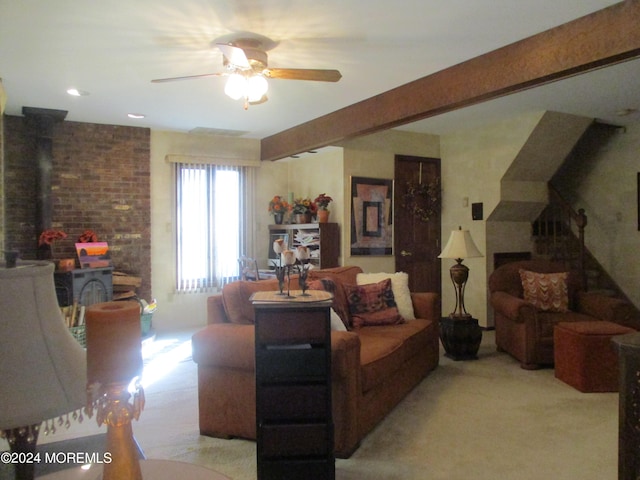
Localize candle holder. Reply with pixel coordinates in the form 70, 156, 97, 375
85, 301, 144, 480
86, 380, 145, 480
274, 266, 286, 295
298, 262, 311, 296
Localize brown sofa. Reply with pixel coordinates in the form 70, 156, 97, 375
191, 266, 441, 458
489, 259, 639, 369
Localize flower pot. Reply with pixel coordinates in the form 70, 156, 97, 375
317, 209, 330, 223
294, 213, 312, 224
273, 212, 284, 224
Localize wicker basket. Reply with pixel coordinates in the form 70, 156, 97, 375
69, 325, 86, 348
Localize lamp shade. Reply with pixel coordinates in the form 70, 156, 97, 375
438, 227, 483, 260
0, 262, 86, 431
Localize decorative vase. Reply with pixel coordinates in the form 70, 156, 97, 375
273, 212, 284, 225
317, 209, 330, 223
294, 213, 312, 224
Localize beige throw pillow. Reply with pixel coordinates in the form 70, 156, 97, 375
356, 272, 416, 320
519, 269, 570, 312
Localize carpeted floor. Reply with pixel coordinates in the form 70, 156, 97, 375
1, 328, 620, 479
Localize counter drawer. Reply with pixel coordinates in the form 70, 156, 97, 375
256, 347, 327, 381
256, 309, 328, 344
260, 423, 332, 457
259, 384, 328, 421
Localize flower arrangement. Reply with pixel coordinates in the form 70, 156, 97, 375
77, 229, 99, 243
314, 193, 333, 211
291, 197, 317, 215
268, 195, 290, 216
39, 229, 67, 246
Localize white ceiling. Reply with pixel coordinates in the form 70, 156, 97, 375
1, 0, 639, 140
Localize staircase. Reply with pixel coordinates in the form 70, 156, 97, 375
487, 111, 639, 315
533, 181, 638, 315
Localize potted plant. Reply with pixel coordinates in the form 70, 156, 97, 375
291, 197, 316, 224
38, 229, 73, 269
268, 195, 289, 224
314, 193, 333, 223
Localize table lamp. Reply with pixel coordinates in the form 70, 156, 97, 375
85, 301, 144, 480
438, 226, 483, 319
0, 261, 87, 480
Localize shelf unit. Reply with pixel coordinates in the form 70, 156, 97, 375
252, 293, 334, 480
268, 223, 339, 269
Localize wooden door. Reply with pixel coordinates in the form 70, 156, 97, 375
394, 156, 441, 294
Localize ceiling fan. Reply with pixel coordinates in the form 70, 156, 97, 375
151, 36, 342, 109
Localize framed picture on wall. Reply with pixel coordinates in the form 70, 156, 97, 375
350, 176, 393, 255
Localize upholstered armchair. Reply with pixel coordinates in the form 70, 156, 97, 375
488, 259, 638, 369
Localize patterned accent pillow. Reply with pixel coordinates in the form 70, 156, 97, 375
356, 272, 415, 320
519, 269, 570, 312
344, 278, 405, 328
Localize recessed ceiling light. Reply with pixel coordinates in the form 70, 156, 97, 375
127, 113, 145, 119
66, 88, 89, 96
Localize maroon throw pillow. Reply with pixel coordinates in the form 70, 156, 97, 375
344, 278, 404, 328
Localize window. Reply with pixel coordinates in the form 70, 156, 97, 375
175, 162, 251, 292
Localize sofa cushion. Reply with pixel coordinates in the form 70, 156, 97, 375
356, 272, 415, 320
519, 269, 569, 312
358, 320, 433, 392
192, 323, 255, 370
222, 279, 281, 324
308, 265, 363, 286
344, 278, 404, 328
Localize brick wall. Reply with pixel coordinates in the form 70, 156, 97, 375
3, 115, 152, 301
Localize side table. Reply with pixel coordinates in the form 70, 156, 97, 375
439, 315, 482, 360
251, 290, 335, 480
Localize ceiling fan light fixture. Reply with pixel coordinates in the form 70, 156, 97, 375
247, 75, 268, 102
224, 74, 247, 100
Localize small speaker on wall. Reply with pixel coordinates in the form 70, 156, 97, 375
472, 202, 483, 221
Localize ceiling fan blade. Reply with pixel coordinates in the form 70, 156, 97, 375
264, 68, 342, 82
151, 72, 224, 83
216, 43, 250, 69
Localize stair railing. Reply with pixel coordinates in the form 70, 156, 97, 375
542, 185, 587, 290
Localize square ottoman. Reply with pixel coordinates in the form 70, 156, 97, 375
554, 320, 636, 392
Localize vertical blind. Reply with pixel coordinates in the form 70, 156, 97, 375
175, 162, 252, 292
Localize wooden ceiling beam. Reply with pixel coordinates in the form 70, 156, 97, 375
260, 0, 640, 162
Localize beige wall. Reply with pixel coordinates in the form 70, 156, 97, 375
149, 131, 260, 331
148, 129, 440, 331
340, 130, 440, 273
148, 113, 639, 332
255, 147, 345, 267
439, 111, 545, 327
